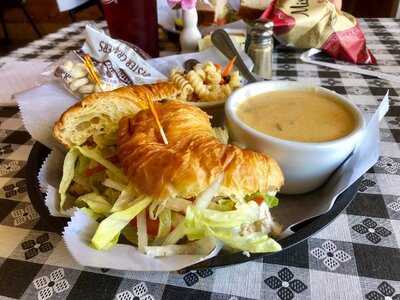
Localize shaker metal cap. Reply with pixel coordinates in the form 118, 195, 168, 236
254, 20, 274, 32
250, 21, 274, 42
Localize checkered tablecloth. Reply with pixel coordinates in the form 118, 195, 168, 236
0, 19, 399, 300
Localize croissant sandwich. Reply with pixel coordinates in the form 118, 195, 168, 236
118, 100, 283, 207
54, 82, 284, 257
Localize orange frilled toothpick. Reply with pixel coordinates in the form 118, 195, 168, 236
81, 54, 103, 91
146, 97, 168, 145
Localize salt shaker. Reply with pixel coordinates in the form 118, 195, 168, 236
246, 21, 274, 80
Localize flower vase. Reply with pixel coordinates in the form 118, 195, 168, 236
180, 8, 202, 52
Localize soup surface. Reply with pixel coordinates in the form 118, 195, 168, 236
237, 90, 356, 142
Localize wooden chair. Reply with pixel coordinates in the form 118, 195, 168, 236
0, 0, 41, 43
64, 0, 104, 22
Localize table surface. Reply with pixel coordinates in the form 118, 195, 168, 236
0, 19, 399, 300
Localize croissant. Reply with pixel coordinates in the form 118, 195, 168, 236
118, 101, 284, 201
53, 82, 179, 148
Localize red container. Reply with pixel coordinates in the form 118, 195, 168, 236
102, 0, 159, 57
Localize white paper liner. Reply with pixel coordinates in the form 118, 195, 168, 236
38, 149, 63, 192
148, 47, 253, 76
63, 210, 223, 271
16, 81, 77, 151
38, 151, 51, 194
39, 149, 76, 217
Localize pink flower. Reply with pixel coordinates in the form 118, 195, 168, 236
167, 0, 197, 10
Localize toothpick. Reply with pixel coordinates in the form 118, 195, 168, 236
146, 97, 168, 145
82, 54, 103, 91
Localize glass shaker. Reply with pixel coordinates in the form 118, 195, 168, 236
246, 21, 274, 80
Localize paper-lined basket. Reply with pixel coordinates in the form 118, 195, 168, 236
15, 40, 389, 271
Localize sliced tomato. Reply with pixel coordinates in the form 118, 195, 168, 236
130, 214, 159, 237
84, 155, 119, 177
85, 165, 105, 177
254, 196, 265, 206
107, 155, 119, 164
146, 217, 160, 236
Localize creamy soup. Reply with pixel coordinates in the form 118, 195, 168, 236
237, 90, 356, 143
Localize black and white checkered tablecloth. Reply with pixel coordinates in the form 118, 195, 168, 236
0, 19, 399, 300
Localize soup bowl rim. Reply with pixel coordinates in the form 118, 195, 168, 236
225, 81, 366, 150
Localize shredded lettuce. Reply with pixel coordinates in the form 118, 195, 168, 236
213, 127, 229, 144
186, 202, 260, 229
100, 232, 121, 250
103, 188, 120, 204
193, 174, 223, 209
206, 227, 281, 253
184, 202, 259, 241
184, 201, 281, 253
171, 211, 184, 228
102, 178, 126, 192
165, 197, 191, 213
122, 225, 138, 245
75, 192, 112, 215
91, 197, 152, 250
153, 208, 171, 245
148, 198, 166, 220
76, 146, 127, 184
145, 237, 216, 257
80, 207, 102, 221
208, 198, 236, 211
264, 195, 279, 208
111, 188, 139, 212
75, 154, 90, 176
137, 209, 148, 252
161, 173, 223, 245
162, 220, 186, 245
59, 148, 80, 209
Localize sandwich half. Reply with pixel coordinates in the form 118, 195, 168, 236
116, 101, 284, 255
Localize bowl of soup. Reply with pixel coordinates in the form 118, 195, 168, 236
225, 81, 365, 194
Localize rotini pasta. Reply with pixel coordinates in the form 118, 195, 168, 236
228, 71, 241, 89
204, 62, 222, 84
168, 61, 242, 103
193, 64, 206, 81
187, 70, 210, 99
170, 68, 194, 101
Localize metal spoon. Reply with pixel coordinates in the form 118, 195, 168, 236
211, 29, 258, 83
